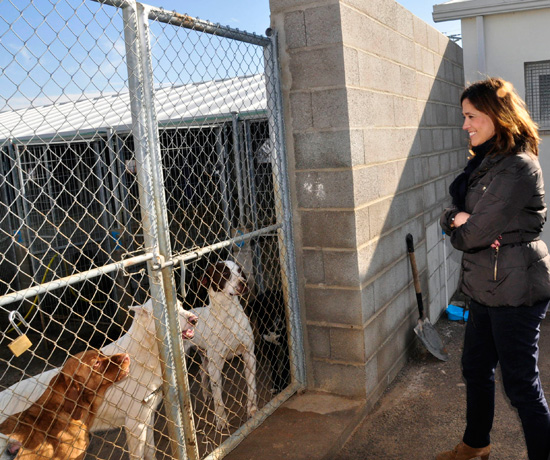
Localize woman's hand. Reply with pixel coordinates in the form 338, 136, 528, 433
453, 212, 471, 228
453, 212, 501, 247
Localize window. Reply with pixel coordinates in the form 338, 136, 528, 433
525, 60, 550, 129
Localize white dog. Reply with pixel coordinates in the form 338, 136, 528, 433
188, 260, 258, 430
0, 299, 198, 460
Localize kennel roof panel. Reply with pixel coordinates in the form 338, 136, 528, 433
0, 74, 267, 144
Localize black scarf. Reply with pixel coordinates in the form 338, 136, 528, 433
449, 137, 495, 211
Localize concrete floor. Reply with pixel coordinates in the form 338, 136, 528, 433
226, 315, 550, 460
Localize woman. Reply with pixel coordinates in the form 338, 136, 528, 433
439, 77, 550, 460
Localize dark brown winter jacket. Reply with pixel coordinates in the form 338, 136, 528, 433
440, 150, 550, 307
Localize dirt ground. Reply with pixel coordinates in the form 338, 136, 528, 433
332, 316, 550, 460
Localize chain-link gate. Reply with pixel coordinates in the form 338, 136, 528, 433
0, 1, 304, 459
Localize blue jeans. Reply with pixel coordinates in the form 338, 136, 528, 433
462, 299, 550, 460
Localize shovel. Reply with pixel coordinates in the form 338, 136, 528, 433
406, 233, 449, 361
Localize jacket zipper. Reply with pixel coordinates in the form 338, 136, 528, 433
493, 246, 499, 281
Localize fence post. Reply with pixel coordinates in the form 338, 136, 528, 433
263, 30, 306, 387
122, 2, 199, 460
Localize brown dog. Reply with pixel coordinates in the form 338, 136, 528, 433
0, 350, 130, 459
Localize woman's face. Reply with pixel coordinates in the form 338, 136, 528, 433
462, 98, 496, 147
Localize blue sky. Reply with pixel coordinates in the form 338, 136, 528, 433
0, 0, 461, 110
141, 0, 461, 39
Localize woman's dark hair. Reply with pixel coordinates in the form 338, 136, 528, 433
461, 77, 540, 156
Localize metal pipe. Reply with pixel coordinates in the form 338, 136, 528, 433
232, 112, 246, 228
171, 223, 282, 266
127, 3, 199, 459
264, 30, 306, 386
122, 4, 192, 460
92, 0, 270, 46
0, 253, 154, 307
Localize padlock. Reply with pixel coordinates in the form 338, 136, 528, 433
7, 311, 33, 357
8, 334, 32, 357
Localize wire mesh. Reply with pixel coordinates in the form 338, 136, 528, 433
0, 1, 301, 459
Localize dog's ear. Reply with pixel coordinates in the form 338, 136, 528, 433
203, 263, 230, 292
201, 266, 212, 288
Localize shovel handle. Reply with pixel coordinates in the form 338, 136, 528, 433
406, 233, 424, 318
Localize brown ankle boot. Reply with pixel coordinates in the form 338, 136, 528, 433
436, 441, 491, 460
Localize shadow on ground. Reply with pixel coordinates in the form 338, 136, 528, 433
228, 315, 550, 460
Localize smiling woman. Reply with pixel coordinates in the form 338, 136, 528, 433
439, 77, 550, 460
461, 98, 495, 146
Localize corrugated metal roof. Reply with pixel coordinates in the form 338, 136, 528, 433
0, 74, 267, 144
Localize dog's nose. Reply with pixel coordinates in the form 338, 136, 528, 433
188, 315, 198, 326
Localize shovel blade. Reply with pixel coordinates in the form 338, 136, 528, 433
414, 317, 449, 361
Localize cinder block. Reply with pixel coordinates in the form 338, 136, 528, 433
426, 220, 441, 251
427, 26, 440, 53
302, 249, 325, 284
343, 46, 360, 87
413, 15, 428, 47
289, 46, 346, 90
290, 91, 313, 131
330, 327, 366, 361
269, 0, 322, 14
363, 312, 386, 359
349, 89, 395, 128
363, 127, 419, 164
362, 282, 376, 321
305, 3, 343, 48
311, 359, 367, 397
436, 103, 448, 125
400, 66, 417, 98
420, 128, 433, 153
295, 170, 355, 208
356, 206, 371, 247
394, 96, 418, 127
358, 52, 400, 93
307, 325, 330, 359
301, 210, 357, 249
440, 151, 450, 175
284, 10, 307, 49
423, 181, 437, 207
394, 3, 414, 39
323, 250, 360, 287
395, 34, 416, 69
432, 129, 444, 152
304, 286, 363, 324
372, 259, 409, 313
394, 159, 417, 193
294, 129, 362, 169
444, 129, 453, 149
422, 48, 435, 76
353, 164, 381, 205
311, 87, 350, 129
339, 5, 374, 51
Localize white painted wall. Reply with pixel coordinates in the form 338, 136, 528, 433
460, 8, 550, 244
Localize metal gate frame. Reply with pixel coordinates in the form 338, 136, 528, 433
0, 1, 304, 459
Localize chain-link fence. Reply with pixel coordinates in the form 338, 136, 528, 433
0, 1, 304, 459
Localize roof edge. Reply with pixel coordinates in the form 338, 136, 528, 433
433, 0, 550, 22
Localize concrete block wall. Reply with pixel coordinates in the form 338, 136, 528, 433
270, 0, 467, 402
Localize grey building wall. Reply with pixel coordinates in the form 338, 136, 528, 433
270, 0, 466, 404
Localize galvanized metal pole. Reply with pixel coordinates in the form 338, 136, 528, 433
122, 3, 197, 460
136, 3, 200, 459
264, 29, 306, 387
